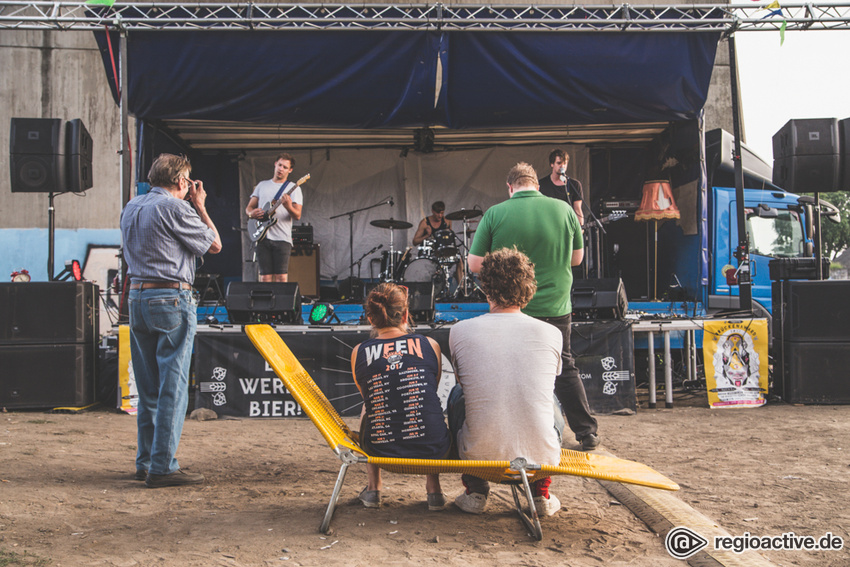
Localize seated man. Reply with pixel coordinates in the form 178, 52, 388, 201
448, 247, 565, 516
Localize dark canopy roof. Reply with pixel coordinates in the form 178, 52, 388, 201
96, 29, 719, 130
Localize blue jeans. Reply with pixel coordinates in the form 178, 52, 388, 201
447, 384, 566, 495
129, 288, 197, 475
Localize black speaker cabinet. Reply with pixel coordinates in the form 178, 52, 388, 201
572, 278, 628, 320
66, 118, 93, 193
772, 118, 840, 193
225, 282, 302, 324
841, 117, 850, 190
0, 342, 96, 409
9, 118, 67, 193
289, 244, 320, 298
0, 282, 98, 345
407, 281, 435, 323
776, 280, 850, 343
782, 342, 850, 404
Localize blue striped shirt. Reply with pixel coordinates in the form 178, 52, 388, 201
120, 186, 216, 284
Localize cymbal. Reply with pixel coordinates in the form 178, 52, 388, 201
370, 218, 413, 230
445, 208, 483, 221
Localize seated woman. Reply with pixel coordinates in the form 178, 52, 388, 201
350, 283, 451, 511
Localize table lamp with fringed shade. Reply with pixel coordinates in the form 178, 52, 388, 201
635, 180, 680, 300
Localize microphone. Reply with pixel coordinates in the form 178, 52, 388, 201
559, 166, 566, 184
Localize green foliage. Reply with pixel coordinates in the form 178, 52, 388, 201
0, 549, 49, 567
802, 191, 850, 260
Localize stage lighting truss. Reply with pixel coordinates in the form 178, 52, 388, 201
309, 302, 340, 325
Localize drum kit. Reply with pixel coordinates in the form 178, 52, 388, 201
369, 208, 483, 300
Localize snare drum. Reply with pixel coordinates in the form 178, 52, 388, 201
433, 229, 458, 258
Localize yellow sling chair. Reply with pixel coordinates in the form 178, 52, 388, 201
245, 324, 678, 540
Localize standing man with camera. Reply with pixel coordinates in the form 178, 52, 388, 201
121, 153, 222, 487
246, 153, 304, 282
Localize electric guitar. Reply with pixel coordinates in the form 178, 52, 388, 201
588, 210, 627, 227
247, 174, 310, 243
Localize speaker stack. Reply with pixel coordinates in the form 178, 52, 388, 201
9, 117, 93, 193
0, 282, 99, 409
772, 279, 850, 404
772, 118, 840, 193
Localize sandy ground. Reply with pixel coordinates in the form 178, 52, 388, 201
1, 394, 849, 567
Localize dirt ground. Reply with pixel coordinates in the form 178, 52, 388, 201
1, 393, 848, 567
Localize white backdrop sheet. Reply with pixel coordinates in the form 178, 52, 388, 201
239, 144, 588, 282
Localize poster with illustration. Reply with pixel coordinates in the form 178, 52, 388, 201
703, 318, 769, 408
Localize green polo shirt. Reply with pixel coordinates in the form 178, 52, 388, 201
469, 190, 583, 317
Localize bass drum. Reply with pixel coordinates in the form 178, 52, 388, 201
402, 258, 446, 299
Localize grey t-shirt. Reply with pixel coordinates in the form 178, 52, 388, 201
449, 312, 563, 466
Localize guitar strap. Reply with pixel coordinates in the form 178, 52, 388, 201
272, 180, 295, 202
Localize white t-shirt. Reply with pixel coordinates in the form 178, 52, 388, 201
250, 179, 304, 243
449, 312, 563, 466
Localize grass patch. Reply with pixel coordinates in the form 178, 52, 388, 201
25, 420, 53, 425
0, 548, 50, 566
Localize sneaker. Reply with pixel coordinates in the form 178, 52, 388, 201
134, 469, 148, 481
580, 433, 600, 451
427, 492, 447, 511
359, 487, 381, 508
533, 493, 562, 517
454, 491, 488, 514
145, 469, 205, 488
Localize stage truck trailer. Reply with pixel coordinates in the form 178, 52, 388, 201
583, 125, 837, 331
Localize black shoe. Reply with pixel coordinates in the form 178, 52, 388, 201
134, 469, 148, 481
580, 433, 600, 451
145, 469, 205, 488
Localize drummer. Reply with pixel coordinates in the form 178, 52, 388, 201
412, 200, 464, 290
412, 201, 451, 247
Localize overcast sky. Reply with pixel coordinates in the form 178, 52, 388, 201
736, 29, 850, 161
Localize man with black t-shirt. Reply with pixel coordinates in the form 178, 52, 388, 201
538, 149, 584, 226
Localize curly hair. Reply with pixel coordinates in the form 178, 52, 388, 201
478, 247, 537, 309
364, 282, 409, 331
148, 153, 191, 188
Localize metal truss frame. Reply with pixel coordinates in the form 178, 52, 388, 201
1, 1, 850, 33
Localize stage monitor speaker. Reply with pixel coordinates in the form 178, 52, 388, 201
0, 281, 98, 345
9, 117, 67, 193
782, 341, 850, 404
407, 281, 435, 323
66, 118, 93, 193
289, 244, 320, 298
0, 342, 96, 409
572, 278, 628, 320
225, 282, 302, 324
778, 280, 850, 343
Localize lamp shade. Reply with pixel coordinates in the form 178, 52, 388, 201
635, 180, 680, 222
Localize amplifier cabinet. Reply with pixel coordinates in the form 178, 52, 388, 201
0, 282, 99, 345
0, 342, 96, 409
775, 280, 850, 343
289, 244, 320, 298
780, 341, 850, 404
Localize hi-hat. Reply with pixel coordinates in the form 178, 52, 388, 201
445, 208, 483, 221
370, 218, 413, 230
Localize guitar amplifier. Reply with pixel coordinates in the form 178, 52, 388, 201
292, 224, 313, 246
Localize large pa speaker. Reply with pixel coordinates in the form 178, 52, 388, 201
288, 244, 320, 298
772, 118, 840, 193
776, 280, 850, 343
225, 282, 302, 324
0, 342, 96, 409
9, 118, 67, 193
781, 342, 850, 404
571, 278, 628, 320
66, 118, 93, 193
0, 282, 98, 345
840, 117, 850, 190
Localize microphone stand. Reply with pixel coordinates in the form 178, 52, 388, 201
330, 197, 393, 279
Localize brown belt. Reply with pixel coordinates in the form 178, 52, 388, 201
130, 282, 192, 290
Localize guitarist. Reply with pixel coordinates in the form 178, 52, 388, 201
245, 153, 304, 282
